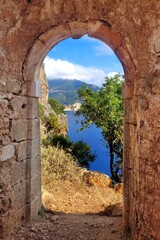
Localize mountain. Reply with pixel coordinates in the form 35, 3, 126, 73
48, 79, 99, 105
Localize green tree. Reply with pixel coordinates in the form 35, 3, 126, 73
76, 74, 124, 182
48, 98, 65, 115
50, 135, 72, 149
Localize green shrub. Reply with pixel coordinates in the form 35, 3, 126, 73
45, 114, 60, 133
50, 135, 71, 149
71, 141, 95, 168
48, 114, 59, 129
42, 138, 51, 147
42, 135, 95, 169
48, 98, 65, 115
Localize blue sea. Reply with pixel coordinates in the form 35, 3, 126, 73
66, 111, 111, 176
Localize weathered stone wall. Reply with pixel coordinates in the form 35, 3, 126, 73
0, 1, 160, 239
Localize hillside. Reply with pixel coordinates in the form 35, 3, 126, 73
48, 79, 99, 105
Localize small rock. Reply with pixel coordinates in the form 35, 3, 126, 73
112, 203, 123, 217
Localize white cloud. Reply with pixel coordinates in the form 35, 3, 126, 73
44, 56, 109, 86
43, 56, 120, 87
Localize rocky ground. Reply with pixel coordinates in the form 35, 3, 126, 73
8, 211, 124, 240
6, 173, 124, 240
42, 178, 123, 215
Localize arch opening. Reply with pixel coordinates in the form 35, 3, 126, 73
22, 20, 135, 236
40, 35, 124, 218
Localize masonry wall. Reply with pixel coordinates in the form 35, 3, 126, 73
0, 1, 160, 239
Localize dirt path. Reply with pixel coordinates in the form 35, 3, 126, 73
6, 172, 124, 239
8, 212, 124, 240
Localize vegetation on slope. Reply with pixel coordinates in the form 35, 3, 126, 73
48, 97, 65, 114
38, 99, 66, 135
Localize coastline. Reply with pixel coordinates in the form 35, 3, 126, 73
64, 102, 81, 111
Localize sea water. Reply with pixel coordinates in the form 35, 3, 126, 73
66, 111, 111, 176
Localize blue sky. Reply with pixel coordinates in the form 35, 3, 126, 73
44, 35, 123, 87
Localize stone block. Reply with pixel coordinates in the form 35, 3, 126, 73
115, 44, 135, 83
26, 172, 41, 203
11, 160, 27, 186
29, 119, 40, 140
23, 40, 47, 97
11, 120, 28, 142
21, 79, 42, 98
87, 20, 102, 35
124, 100, 133, 123
0, 144, 15, 161
17, 138, 40, 161
24, 39, 48, 83
17, 140, 28, 161
31, 138, 40, 157
11, 96, 39, 119
122, 82, 134, 100
123, 123, 131, 149
0, 79, 21, 94
12, 180, 26, 210
31, 173, 41, 200
26, 194, 41, 221
88, 21, 123, 51
39, 23, 70, 49
68, 21, 87, 38
26, 155, 41, 179
11, 119, 40, 141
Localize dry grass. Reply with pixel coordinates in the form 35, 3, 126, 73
41, 145, 86, 212
41, 146, 81, 182
41, 146, 123, 214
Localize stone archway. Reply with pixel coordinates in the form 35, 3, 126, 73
0, 1, 160, 239
23, 19, 135, 235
